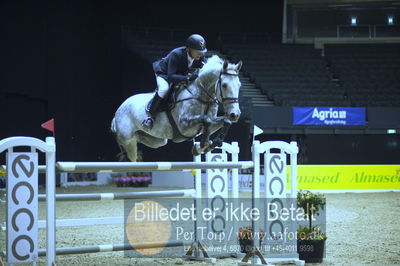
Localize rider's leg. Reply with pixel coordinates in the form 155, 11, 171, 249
142, 76, 169, 130
156, 76, 170, 99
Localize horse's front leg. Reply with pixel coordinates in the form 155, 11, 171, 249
182, 116, 211, 156
209, 117, 232, 147
180, 114, 212, 149
199, 117, 232, 154
200, 117, 212, 149
192, 116, 232, 155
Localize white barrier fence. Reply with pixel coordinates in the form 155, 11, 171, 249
0, 136, 302, 266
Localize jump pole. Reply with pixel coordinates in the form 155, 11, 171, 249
56, 161, 253, 172
37, 240, 185, 256
37, 189, 196, 201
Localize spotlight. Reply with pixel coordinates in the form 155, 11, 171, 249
388, 16, 394, 25
351, 16, 357, 26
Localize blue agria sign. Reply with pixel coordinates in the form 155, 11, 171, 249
293, 107, 366, 126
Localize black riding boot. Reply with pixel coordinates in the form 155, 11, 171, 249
142, 93, 163, 130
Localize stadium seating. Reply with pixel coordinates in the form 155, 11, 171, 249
127, 35, 400, 108
222, 43, 348, 106
325, 44, 400, 107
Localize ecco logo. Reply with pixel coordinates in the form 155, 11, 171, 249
266, 153, 286, 239
7, 153, 38, 262
206, 153, 228, 238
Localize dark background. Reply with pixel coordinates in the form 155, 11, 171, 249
1, 1, 399, 164
0, 1, 282, 162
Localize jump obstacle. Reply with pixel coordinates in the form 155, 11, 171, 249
0, 136, 304, 266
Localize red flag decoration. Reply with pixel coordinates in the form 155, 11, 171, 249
41, 119, 55, 137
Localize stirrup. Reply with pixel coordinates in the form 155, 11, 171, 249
142, 117, 154, 130
145, 99, 152, 113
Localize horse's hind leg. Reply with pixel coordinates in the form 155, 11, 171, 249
125, 138, 138, 162
136, 131, 168, 149
115, 136, 138, 162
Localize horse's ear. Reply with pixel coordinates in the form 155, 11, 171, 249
236, 61, 243, 72
223, 60, 228, 70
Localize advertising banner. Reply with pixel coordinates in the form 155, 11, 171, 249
235, 165, 400, 191
293, 107, 366, 125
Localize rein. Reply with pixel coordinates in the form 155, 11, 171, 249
175, 70, 239, 106
166, 67, 239, 141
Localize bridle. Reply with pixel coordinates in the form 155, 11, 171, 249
216, 70, 240, 104
175, 68, 240, 107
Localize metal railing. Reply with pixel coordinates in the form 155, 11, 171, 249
336, 24, 400, 38
217, 32, 282, 43
121, 25, 282, 44
337, 24, 372, 38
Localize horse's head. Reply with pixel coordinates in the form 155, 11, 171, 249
193, 56, 242, 122
217, 60, 242, 122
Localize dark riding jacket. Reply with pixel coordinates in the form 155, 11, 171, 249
153, 46, 207, 84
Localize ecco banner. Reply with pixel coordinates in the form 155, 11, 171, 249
7, 152, 38, 263
205, 152, 229, 256
293, 107, 366, 125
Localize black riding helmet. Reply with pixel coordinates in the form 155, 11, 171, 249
186, 34, 207, 53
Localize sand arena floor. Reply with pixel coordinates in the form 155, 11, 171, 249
1, 185, 399, 266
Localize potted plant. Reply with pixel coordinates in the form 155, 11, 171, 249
124, 150, 152, 187
111, 173, 124, 187
238, 226, 265, 254
111, 171, 152, 187
127, 172, 152, 187
296, 190, 327, 263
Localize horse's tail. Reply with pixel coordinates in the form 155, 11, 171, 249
110, 117, 116, 133
110, 117, 128, 161
117, 147, 128, 162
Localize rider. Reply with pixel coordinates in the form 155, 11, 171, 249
142, 34, 208, 130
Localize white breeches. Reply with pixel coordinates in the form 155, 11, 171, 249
156, 76, 170, 99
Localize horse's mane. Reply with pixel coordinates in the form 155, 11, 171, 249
187, 55, 226, 92
200, 55, 223, 75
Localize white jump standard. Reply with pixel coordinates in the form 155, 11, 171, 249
0, 136, 303, 266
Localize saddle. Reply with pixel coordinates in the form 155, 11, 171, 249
152, 69, 198, 112
146, 82, 199, 142
146, 83, 183, 113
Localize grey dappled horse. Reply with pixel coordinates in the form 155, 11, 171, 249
111, 55, 242, 161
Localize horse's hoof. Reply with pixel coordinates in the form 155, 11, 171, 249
192, 145, 201, 156
200, 140, 212, 149
212, 138, 223, 147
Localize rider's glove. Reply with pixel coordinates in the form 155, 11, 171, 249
187, 69, 199, 82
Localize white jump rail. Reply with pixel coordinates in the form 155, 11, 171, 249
56, 161, 254, 172
37, 240, 186, 256
37, 189, 196, 201
0, 136, 302, 266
